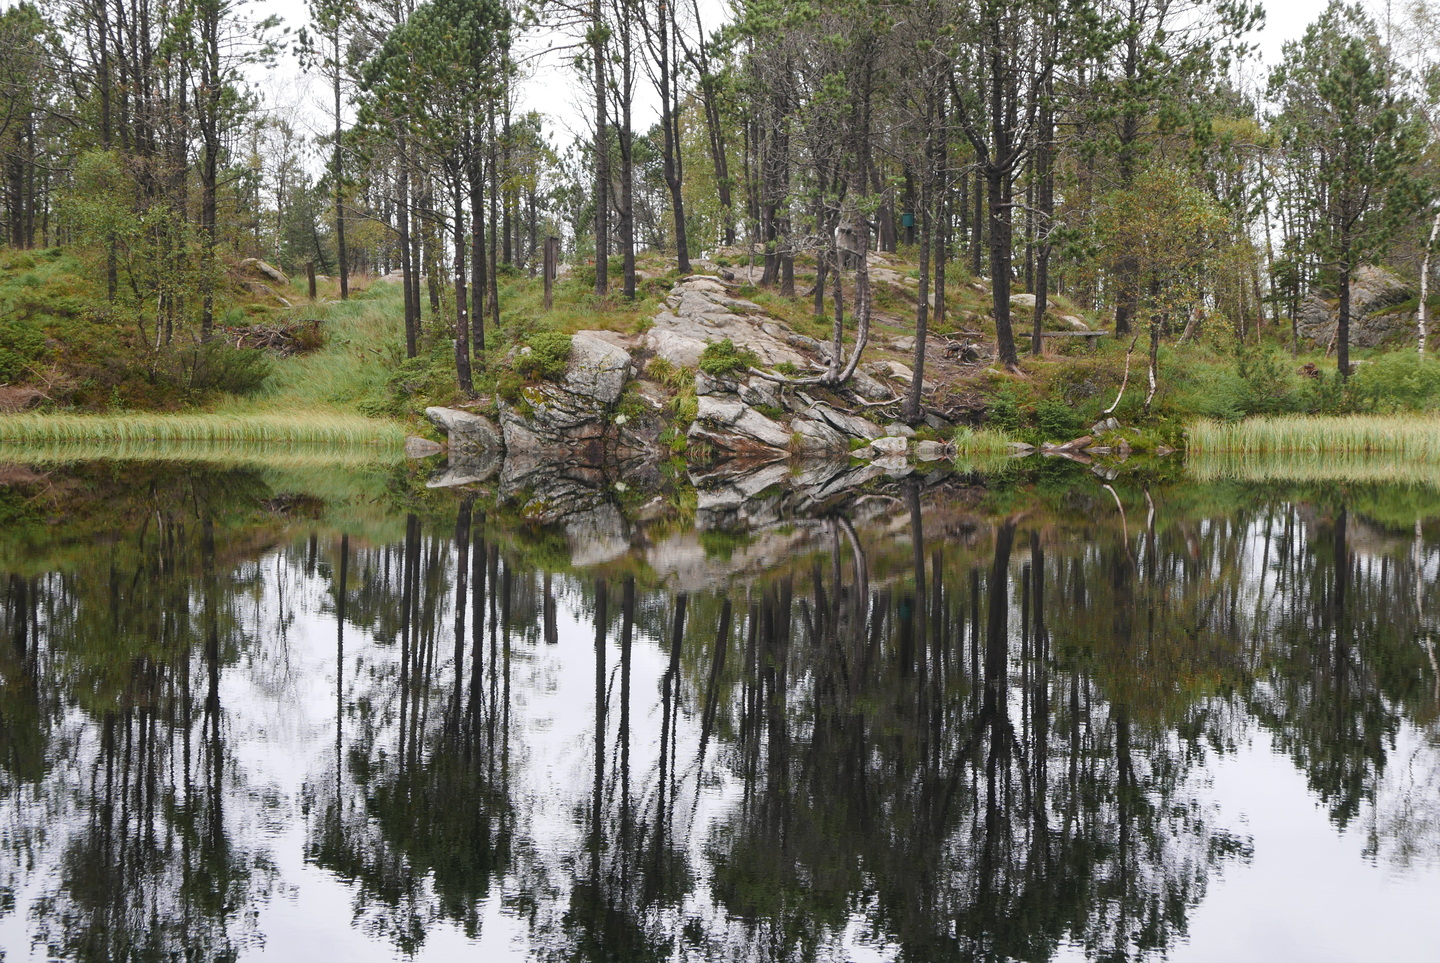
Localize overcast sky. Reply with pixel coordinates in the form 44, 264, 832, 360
0, 0, 1364, 153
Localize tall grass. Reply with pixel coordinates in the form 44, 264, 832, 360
1187, 415, 1440, 457
952, 426, 1017, 456
0, 411, 405, 447
222, 285, 406, 415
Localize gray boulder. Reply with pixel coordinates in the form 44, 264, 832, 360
869, 435, 909, 456
424, 407, 504, 455
915, 440, 952, 461
791, 417, 850, 452
405, 435, 444, 458
240, 257, 289, 286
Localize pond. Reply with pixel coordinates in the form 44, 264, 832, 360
1, 458, 1438, 962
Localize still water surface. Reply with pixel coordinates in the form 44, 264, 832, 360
1, 461, 1438, 962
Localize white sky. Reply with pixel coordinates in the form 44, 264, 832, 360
0, 0, 1361, 157
251, 0, 1340, 154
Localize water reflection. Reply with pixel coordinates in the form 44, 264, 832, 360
1, 465, 1438, 961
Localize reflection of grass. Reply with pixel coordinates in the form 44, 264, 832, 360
0, 438, 402, 470
0, 412, 405, 447
1187, 415, 1440, 456
1187, 450, 1440, 487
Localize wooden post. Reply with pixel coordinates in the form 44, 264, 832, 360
307, 260, 317, 300
543, 236, 559, 311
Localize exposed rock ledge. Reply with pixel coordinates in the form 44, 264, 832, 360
421, 274, 990, 485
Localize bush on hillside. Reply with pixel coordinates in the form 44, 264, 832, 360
698, 338, 759, 377
515, 332, 573, 382
1350, 351, 1440, 412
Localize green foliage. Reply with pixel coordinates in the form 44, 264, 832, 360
1350, 352, 1440, 412
165, 343, 273, 401
983, 386, 1025, 435
515, 333, 573, 381
698, 339, 760, 377
1034, 398, 1085, 441
0, 313, 45, 382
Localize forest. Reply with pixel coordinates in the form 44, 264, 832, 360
2, 0, 1440, 431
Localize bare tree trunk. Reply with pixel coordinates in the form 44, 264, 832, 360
592, 0, 609, 296
469, 152, 487, 367
333, 22, 349, 301
452, 178, 472, 395
988, 164, 1018, 367
1337, 261, 1351, 380
398, 147, 417, 358
1420, 209, 1439, 355
1031, 91, 1053, 357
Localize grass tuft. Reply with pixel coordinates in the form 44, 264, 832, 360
951, 425, 1016, 455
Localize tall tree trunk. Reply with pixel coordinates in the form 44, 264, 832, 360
198, 6, 220, 343
333, 40, 349, 301
452, 177, 472, 395
658, 10, 691, 274
487, 125, 500, 332
469, 151, 487, 367
933, 96, 948, 325
908, 174, 931, 423
1337, 261, 1351, 380
397, 147, 418, 358
592, 0, 609, 295
1419, 209, 1439, 355
988, 164, 1018, 367
971, 165, 984, 276
1031, 91, 1053, 357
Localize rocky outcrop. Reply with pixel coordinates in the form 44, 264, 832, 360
644, 275, 818, 370
688, 395, 793, 460
498, 331, 633, 461
1296, 265, 1415, 348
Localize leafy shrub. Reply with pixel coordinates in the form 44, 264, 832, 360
1034, 397, 1085, 440
166, 342, 272, 399
698, 338, 759, 377
1350, 352, 1440, 412
515, 332, 572, 381
0, 316, 45, 382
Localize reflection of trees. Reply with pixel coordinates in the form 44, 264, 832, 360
13, 484, 278, 962
696, 494, 1246, 962
6, 466, 1440, 960
1248, 505, 1440, 852
306, 505, 514, 954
